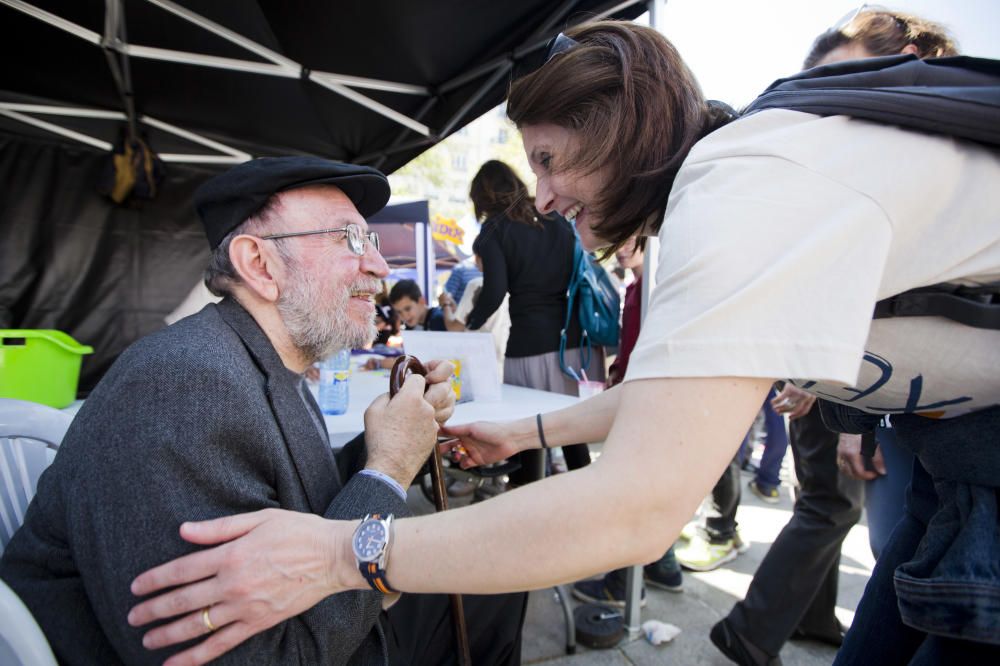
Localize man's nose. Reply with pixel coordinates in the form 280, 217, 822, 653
362, 244, 390, 278
534, 177, 556, 214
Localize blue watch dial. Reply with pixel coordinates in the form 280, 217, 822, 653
354, 520, 388, 561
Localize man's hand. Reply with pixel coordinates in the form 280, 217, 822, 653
423, 360, 456, 425
836, 433, 886, 480
363, 372, 439, 487
127, 509, 356, 666
771, 384, 816, 419
439, 420, 525, 469
438, 292, 456, 310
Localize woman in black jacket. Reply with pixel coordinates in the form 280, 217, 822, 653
465, 159, 603, 483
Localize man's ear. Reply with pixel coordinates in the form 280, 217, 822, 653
229, 234, 282, 303
900, 44, 919, 56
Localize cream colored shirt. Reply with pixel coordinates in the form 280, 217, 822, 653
627, 109, 1000, 418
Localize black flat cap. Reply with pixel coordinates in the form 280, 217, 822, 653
194, 156, 391, 250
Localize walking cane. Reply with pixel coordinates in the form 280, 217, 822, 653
390, 356, 473, 666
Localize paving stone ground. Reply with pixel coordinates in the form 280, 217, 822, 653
408, 451, 874, 666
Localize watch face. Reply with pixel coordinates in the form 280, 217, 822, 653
353, 519, 388, 562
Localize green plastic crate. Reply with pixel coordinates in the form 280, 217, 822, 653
0, 330, 93, 408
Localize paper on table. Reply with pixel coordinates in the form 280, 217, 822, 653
400, 331, 501, 403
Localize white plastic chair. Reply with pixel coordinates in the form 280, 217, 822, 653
0, 398, 72, 552
0, 577, 58, 665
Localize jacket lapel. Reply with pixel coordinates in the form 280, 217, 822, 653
216, 298, 342, 513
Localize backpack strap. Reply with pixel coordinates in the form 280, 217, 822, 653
743, 55, 1000, 148
874, 284, 1000, 330
559, 241, 591, 379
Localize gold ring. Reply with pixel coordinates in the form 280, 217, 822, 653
202, 606, 217, 632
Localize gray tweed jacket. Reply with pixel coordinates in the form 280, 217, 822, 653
0, 297, 409, 665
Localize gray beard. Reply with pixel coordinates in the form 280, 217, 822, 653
277, 272, 377, 365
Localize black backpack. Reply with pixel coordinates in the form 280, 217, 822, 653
742, 55, 1000, 430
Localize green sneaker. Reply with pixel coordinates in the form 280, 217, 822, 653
748, 480, 780, 504
676, 535, 740, 572
733, 529, 750, 554
678, 521, 699, 543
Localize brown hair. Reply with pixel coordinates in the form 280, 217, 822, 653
804, 9, 958, 69
507, 20, 724, 253
469, 159, 540, 227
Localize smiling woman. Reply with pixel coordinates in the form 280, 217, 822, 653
508, 22, 723, 255
119, 19, 1000, 666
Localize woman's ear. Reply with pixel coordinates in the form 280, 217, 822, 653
229, 234, 282, 303
900, 44, 920, 57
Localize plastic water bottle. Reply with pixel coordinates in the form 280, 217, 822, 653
319, 349, 351, 415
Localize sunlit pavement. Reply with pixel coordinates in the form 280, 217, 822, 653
519, 468, 874, 665
407, 460, 874, 665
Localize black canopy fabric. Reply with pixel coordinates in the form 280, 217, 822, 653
0, 0, 647, 395
0, 0, 646, 171
0, 131, 214, 394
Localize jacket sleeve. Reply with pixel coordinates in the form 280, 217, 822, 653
465, 225, 509, 330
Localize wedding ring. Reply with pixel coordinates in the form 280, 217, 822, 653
202, 606, 217, 632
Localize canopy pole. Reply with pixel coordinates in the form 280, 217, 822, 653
102, 0, 138, 139
623, 0, 667, 645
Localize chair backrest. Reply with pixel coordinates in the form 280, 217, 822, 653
0, 577, 58, 666
0, 398, 73, 552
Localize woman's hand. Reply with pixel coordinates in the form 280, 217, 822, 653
770, 384, 816, 419
836, 433, 886, 480
438, 420, 526, 469
128, 509, 356, 666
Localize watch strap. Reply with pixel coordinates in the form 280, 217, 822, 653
357, 513, 398, 594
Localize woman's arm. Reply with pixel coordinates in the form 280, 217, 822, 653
441, 382, 624, 467
464, 230, 508, 330
386, 375, 771, 593
127, 376, 771, 665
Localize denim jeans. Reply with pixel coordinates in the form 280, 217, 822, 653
835, 406, 1000, 664
740, 387, 790, 491
865, 426, 913, 559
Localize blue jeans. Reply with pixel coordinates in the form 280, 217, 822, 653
742, 387, 789, 490
835, 407, 1000, 664
865, 426, 913, 559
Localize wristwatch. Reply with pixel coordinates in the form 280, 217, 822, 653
352, 513, 397, 594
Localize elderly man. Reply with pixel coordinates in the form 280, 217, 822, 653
0, 157, 526, 665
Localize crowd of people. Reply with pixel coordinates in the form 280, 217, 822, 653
2, 6, 998, 666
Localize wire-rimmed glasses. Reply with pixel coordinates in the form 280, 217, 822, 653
260, 223, 380, 256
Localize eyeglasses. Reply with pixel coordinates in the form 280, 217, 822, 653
546, 32, 579, 62
513, 31, 580, 80
259, 223, 380, 256
830, 4, 906, 34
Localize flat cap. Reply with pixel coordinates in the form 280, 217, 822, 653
194, 156, 391, 250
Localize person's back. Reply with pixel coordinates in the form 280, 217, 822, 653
469, 212, 582, 356
663, 107, 1000, 414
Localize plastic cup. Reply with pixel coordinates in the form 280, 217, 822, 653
577, 380, 604, 400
